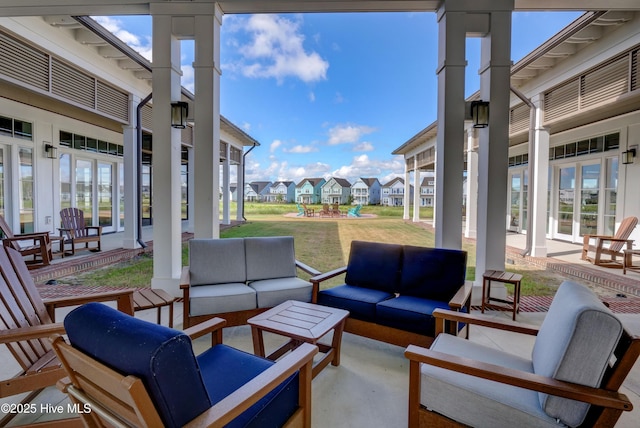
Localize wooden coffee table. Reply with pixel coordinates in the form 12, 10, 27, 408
248, 300, 349, 379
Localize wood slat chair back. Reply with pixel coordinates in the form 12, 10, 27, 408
0, 245, 58, 374
609, 216, 638, 253
60, 208, 89, 238
0, 215, 52, 269
52, 335, 164, 428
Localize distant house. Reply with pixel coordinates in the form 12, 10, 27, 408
245, 181, 271, 202
419, 174, 435, 207
351, 177, 381, 205
230, 184, 238, 202
382, 177, 413, 206
264, 181, 296, 203
322, 177, 351, 204
296, 178, 326, 204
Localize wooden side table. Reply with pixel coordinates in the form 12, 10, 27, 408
482, 270, 523, 321
248, 300, 349, 379
133, 288, 176, 327
623, 249, 640, 275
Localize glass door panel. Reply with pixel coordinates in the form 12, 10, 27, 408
556, 166, 575, 237
98, 162, 113, 230
76, 159, 93, 226
142, 164, 152, 226
579, 164, 599, 236
18, 148, 34, 233
509, 174, 521, 231
603, 157, 618, 236
60, 154, 72, 210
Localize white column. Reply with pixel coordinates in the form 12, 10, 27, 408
122, 95, 139, 249
435, 6, 467, 250
193, 10, 222, 239
151, 14, 183, 295
403, 161, 410, 218
475, 6, 513, 285
413, 159, 421, 222
222, 144, 230, 225
186, 140, 195, 233
236, 161, 244, 220
464, 127, 478, 239
531, 94, 549, 257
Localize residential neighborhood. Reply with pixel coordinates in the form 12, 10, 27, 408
236, 175, 435, 206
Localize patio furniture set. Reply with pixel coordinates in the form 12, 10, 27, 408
2, 234, 639, 427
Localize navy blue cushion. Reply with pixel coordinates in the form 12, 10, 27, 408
64, 302, 211, 428
376, 296, 451, 336
198, 344, 299, 428
399, 246, 467, 301
345, 241, 402, 293
318, 285, 394, 322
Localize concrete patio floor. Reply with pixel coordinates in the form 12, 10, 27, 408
2, 300, 639, 427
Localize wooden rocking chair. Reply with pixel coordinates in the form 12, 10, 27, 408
0, 215, 52, 269
581, 216, 638, 267
0, 245, 134, 427
58, 207, 102, 257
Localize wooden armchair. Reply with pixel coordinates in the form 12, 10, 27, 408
581, 216, 637, 267
58, 207, 102, 257
319, 204, 331, 217
0, 245, 134, 427
302, 203, 315, 217
405, 280, 640, 428
52, 302, 318, 427
0, 214, 52, 269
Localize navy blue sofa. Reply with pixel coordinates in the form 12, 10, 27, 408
311, 241, 471, 348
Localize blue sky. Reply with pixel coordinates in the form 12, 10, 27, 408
95, 11, 582, 185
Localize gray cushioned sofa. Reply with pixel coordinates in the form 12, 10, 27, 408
311, 240, 472, 348
181, 236, 319, 328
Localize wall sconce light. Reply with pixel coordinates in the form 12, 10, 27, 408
622, 146, 637, 165
470, 100, 490, 128
171, 101, 189, 129
44, 143, 58, 159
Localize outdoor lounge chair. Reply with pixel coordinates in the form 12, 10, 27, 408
0, 245, 134, 427
581, 216, 637, 267
58, 207, 102, 256
52, 302, 317, 428
296, 203, 305, 216
0, 214, 53, 269
405, 280, 640, 428
347, 204, 362, 217
319, 204, 331, 217
302, 203, 315, 217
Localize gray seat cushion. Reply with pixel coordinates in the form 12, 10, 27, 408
532, 280, 623, 427
421, 334, 561, 428
189, 283, 257, 316
189, 238, 247, 286
249, 277, 313, 308
245, 236, 297, 281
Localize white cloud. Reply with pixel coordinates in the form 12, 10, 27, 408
181, 63, 194, 93
270, 140, 283, 153
92, 16, 152, 61
309, 91, 316, 102
327, 124, 376, 145
353, 142, 374, 152
223, 14, 329, 84
334, 92, 345, 104
331, 155, 404, 183
284, 145, 318, 154
242, 122, 252, 132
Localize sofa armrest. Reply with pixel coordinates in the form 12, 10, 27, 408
186, 342, 319, 428
295, 259, 321, 276
180, 266, 190, 289
310, 266, 347, 302
43, 289, 135, 321
448, 281, 473, 311
433, 308, 540, 336
404, 345, 631, 411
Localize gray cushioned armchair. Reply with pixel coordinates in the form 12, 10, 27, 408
405, 280, 640, 428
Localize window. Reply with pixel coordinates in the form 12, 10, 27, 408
18, 148, 34, 233
0, 116, 33, 140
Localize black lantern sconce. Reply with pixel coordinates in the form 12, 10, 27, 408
470, 100, 490, 128
171, 101, 189, 129
44, 143, 58, 159
622, 146, 637, 165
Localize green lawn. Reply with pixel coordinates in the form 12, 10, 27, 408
72, 203, 560, 296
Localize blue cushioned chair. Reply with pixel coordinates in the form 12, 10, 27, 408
52, 302, 317, 428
